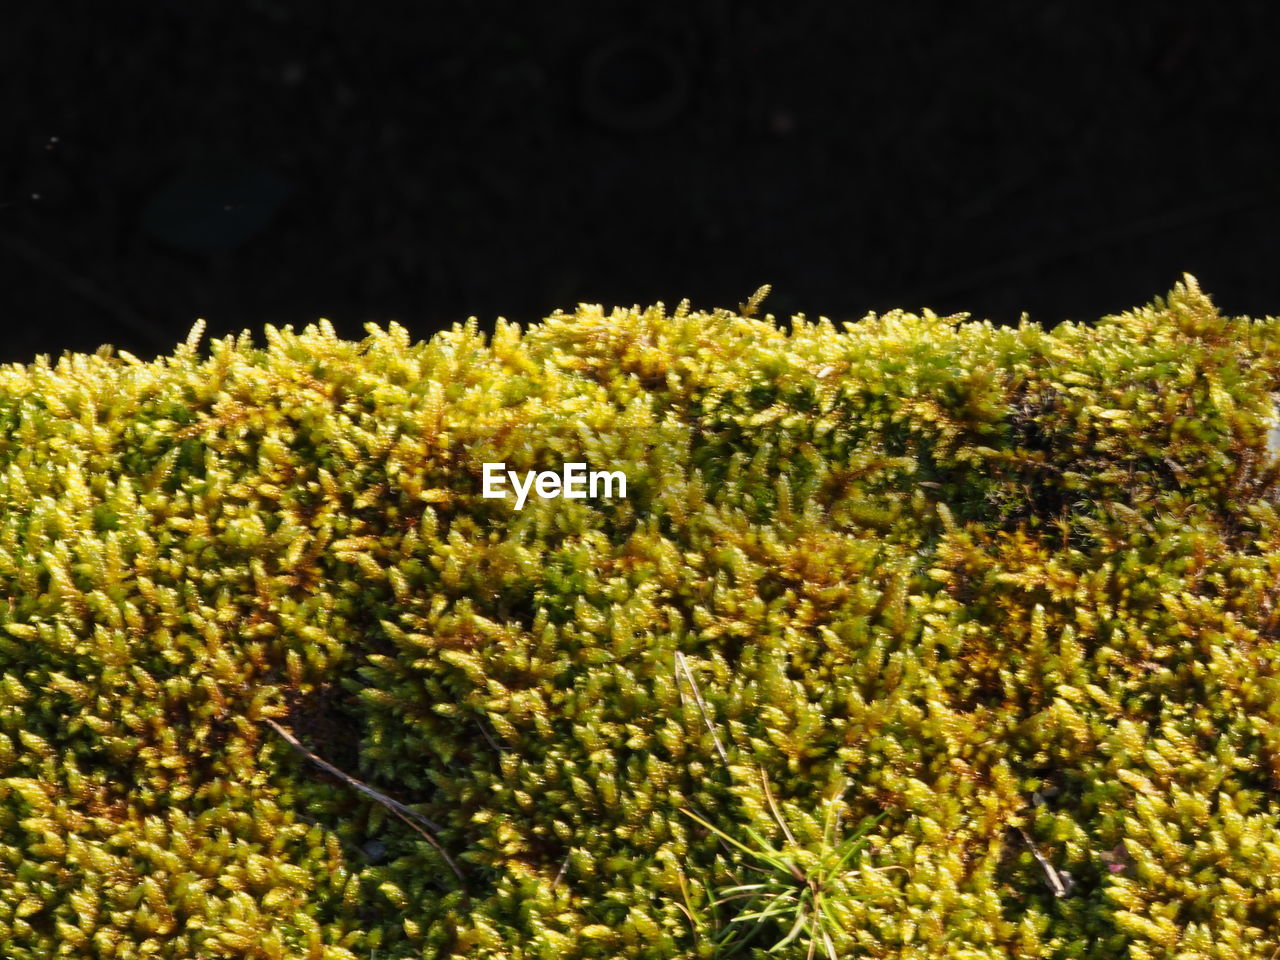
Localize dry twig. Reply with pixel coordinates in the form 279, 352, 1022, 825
262, 717, 469, 897
1015, 825, 1073, 898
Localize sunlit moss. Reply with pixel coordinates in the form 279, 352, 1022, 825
2, 276, 1280, 958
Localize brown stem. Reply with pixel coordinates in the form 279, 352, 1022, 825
262, 717, 469, 899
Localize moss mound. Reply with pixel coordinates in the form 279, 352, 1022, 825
4, 277, 1280, 958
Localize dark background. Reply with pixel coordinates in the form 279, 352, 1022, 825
3, 2, 1279, 363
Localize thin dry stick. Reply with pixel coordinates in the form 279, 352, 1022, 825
551, 850, 572, 891
262, 718, 468, 892
673, 651, 730, 767
1015, 825, 1071, 898
475, 717, 509, 754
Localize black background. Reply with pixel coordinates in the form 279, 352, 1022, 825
3, 2, 1279, 363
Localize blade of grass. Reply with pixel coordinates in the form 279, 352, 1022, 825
816, 900, 838, 960
820, 780, 849, 855
718, 882, 782, 896
739, 824, 794, 872
718, 914, 769, 959
767, 895, 812, 952
716, 889, 793, 908
702, 874, 724, 931
681, 808, 777, 863
758, 765, 799, 849
733, 891, 802, 928
674, 652, 730, 767
830, 813, 885, 876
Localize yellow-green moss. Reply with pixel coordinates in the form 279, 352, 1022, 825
3, 276, 1280, 958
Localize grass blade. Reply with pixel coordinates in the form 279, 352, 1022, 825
681, 807, 769, 861
759, 765, 799, 849
769, 896, 812, 952
674, 651, 730, 767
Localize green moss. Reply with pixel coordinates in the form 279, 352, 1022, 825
3, 276, 1280, 958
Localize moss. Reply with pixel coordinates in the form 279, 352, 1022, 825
3, 276, 1280, 958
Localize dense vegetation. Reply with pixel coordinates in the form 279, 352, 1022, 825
3, 277, 1280, 958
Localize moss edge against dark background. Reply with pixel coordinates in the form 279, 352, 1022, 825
3, 1, 1280, 364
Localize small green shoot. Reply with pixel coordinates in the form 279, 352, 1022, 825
680, 766, 891, 960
